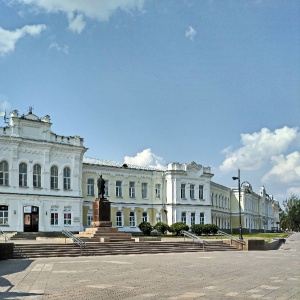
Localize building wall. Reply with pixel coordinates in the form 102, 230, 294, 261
82, 158, 166, 232
0, 109, 86, 232
210, 182, 231, 230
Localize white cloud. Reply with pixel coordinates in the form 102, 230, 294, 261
0, 96, 11, 111
185, 26, 197, 41
49, 42, 69, 54
219, 126, 299, 173
124, 148, 166, 169
0, 24, 46, 56
68, 13, 86, 34
262, 151, 300, 184
13, 0, 145, 33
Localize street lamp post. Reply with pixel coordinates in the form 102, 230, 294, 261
232, 169, 243, 240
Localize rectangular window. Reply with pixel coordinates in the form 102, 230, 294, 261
181, 212, 186, 224
129, 182, 135, 198
190, 184, 195, 199
155, 184, 161, 199
87, 178, 94, 196
116, 180, 122, 197
51, 210, 59, 225
116, 211, 122, 227
199, 185, 204, 199
181, 184, 186, 199
0, 205, 8, 225
200, 212, 205, 225
129, 212, 135, 227
64, 208, 71, 225
191, 212, 195, 226
141, 183, 148, 199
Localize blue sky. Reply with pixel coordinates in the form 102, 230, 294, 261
0, 0, 299, 205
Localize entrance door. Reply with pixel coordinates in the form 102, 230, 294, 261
24, 206, 39, 232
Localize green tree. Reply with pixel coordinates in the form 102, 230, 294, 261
283, 194, 300, 231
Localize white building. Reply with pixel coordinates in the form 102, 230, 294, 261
0, 108, 87, 232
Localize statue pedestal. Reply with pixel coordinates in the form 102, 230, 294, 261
92, 199, 112, 228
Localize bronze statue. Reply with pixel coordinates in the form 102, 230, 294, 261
97, 175, 106, 199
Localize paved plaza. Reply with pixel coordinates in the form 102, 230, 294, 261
0, 233, 299, 300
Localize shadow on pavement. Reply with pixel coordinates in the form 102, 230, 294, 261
0, 259, 43, 299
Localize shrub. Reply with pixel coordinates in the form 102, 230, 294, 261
190, 224, 204, 235
202, 224, 219, 235
138, 222, 153, 236
210, 224, 219, 234
153, 222, 170, 235
169, 222, 189, 236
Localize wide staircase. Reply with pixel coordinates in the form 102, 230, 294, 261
12, 240, 239, 259
77, 227, 135, 242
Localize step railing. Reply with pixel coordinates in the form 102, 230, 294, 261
0, 230, 10, 242
180, 230, 207, 251
217, 230, 246, 248
62, 230, 86, 255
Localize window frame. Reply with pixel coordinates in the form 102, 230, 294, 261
33, 164, 41, 188
200, 212, 205, 225
0, 205, 8, 225
190, 184, 195, 199
181, 212, 186, 224
199, 185, 204, 199
63, 167, 71, 190
50, 166, 58, 189
155, 183, 161, 199
129, 181, 135, 198
129, 211, 135, 227
141, 182, 148, 199
19, 162, 27, 187
63, 208, 72, 226
116, 211, 123, 227
142, 211, 148, 223
87, 178, 95, 196
0, 161, 9, 186
116, 180, 122, 197
181, 184, 186, 199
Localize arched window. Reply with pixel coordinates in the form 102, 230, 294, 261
0, 160, 9, 186
50, 166, 58, 189
142, 211, 147, 223
19, 163, 27, 187
129, 211, 135, 227
63, 167, 71, 190
33, 164, 41, 188
116, 211, 122, 227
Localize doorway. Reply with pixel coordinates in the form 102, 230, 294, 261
23, 206, 39, 232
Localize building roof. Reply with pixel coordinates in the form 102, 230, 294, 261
83, 157, 166, 172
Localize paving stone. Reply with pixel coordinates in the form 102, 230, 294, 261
0, 233, 299, 299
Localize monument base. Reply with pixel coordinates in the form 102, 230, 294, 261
92, 221, 112, 228
92, 198, 111, 228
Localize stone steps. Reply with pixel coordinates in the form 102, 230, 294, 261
13, 241, 239, 258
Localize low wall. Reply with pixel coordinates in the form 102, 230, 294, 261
223, 238, 286, 251
0, 243, 14, 260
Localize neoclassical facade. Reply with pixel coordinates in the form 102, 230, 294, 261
0, 108, 280, 233
0, 109, 87, 232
